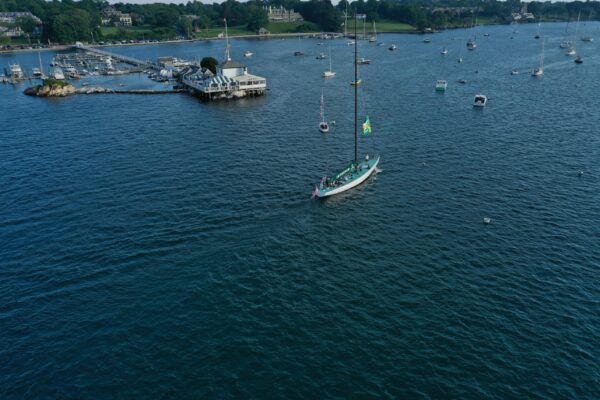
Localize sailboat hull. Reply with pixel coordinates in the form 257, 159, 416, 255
316, 156, 380, 197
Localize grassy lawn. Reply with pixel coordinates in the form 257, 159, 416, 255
348, 19, 415, 34
100, 26, 153, 36
475, 16, 503, 25
375, 20, 416, 33
266, 21, 320, 34
192, 25, 253, 38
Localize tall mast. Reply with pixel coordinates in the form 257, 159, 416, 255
354, 14, 359, 163
224, 18, 231, 62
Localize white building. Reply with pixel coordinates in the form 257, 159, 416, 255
0, 12, 42, 25
181, 47, 267, 100
101, 6, 132, 27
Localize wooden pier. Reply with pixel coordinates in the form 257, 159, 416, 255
71, 43, 160, 71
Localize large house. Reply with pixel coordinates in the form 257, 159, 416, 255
0, 12, 42, 25
0, 12, 42, 37
265, 6, 303, 23
101, 6, 133, 27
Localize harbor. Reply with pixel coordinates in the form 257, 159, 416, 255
5, 31, 268, 101
2, 18, 600, 400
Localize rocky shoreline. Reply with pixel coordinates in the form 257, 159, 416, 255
24, 84, 185, 97
24, 83, 76, 97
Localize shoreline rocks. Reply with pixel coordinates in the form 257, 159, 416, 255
24, 83, 76, 97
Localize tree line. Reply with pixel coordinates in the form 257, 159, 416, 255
1, 0, 600, 44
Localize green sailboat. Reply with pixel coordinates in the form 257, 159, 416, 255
312, 14, 380, 199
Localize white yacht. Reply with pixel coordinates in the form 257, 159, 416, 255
9, 64, 23, 79
52, 67, 65, 80
244, 51, 253, 57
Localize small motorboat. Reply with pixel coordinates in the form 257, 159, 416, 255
483, 217, 492, 224
483, 33, 490, 37
441, 48, 448, 55
244, 51, 253, 57
356, 57, 371, 64
294, 51, 304, 56
458, 57, 463, 63
532, 67, 543, 77
575, 56, 583, 64
389, 44, 397, 51
473, 94, 487, 107
435, 79, 447, 92
350, 79, 363, 86
316, 52, 327, 60
347, 40, 355, 46
565, 47, 576, 56
458, 79, 467, 84
511, 69, 519, 75
424, 38, 431, 43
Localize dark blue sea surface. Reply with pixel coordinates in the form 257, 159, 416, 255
1, 22, 599, 398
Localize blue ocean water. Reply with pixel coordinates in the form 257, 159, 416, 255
1, 22, 599, 398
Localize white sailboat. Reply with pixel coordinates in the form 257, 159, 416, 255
312, 14, 380, 199
369, 21, 377, 43
322, 46, 336, 77
560, 21, 571, 48
566, 12, 581, 56
581, 11, 593, 42
467, 15, 477, 50
534, 20, 541, 39
294, 36, 304, 56
532, 40, 544, 77
319, 90, 329, 133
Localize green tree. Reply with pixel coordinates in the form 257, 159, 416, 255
16, 16, 37, 34
51, 9, 93, 43
246, 5, 268, 32
201, 56, 219, 74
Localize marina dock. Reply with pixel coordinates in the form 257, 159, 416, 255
72, 43, 160, 71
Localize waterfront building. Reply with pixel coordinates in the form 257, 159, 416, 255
181, 45, 267, 100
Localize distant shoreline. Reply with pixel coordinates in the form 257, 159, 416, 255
0, 23, 519, 55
